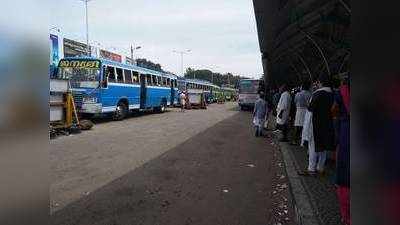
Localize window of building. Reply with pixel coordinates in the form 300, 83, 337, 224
116, 68, 124, 83
106, 66, 116, 82
132, 71, 139, 84
124, 70, 132, 84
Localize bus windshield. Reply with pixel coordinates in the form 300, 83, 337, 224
57, 59, 101, 88
239, 80, 259, 94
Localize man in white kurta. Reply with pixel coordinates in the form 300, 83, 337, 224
276, 85, 291, 142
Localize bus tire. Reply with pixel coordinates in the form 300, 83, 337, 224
113, 102, 128, 121
156, 101, 167, 113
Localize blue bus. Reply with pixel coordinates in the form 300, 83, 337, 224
56, 57, 178, 120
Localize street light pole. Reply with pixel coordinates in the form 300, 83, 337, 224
173, 49, 191, 77
80, 0, 92, 56
130, 45, 142, 65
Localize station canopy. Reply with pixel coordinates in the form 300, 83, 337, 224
252, 0, 350, 88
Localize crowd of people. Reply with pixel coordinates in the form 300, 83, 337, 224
252, 74, 350, 225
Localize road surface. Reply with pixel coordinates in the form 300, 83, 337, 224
51, 102, 294, 225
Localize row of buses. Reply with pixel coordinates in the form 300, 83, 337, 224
54, 57, 237, 120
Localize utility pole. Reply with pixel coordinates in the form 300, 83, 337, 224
173, 49, 191, 77
80, 0, 92, 56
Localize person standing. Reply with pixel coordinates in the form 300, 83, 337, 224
180, 91, 186, 112
272, 89, 281, 116
253, 92, 268, 137
299, 75, 335, 175
334, 77, 350, 225
275, 84, 291, 142
292, 81, 312, 145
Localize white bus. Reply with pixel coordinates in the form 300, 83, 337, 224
238, 79, 263, 110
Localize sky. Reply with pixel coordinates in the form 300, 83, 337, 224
50, 0, 263, 78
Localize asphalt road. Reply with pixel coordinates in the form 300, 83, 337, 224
51, 103, 294, 225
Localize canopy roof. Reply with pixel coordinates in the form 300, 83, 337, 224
252, 0, 350, 88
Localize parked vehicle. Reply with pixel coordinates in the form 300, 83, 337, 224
56, 57, 178, 120
238, 79, 264, 110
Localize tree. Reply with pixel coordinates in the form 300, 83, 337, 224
136, 58, 163, 72
184, 67, 249, 88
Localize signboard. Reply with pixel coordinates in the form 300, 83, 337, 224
50, 34, 60, 78
63, 38, 90, 57
100, 49, 122, 62
59, 59, 101, 68
50, 34, 59, 66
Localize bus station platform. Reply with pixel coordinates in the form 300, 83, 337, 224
268, 129, 343, 225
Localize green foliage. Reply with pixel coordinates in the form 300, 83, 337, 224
136, 58, 163, 72
184, 67, 249, 88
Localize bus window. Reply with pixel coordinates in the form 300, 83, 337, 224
167, 78, 171, 87
124, 69, 132, 84
161, 77, 165, 86
132, 71, 139, 84
116, 68, 124, 83
157, 76, 162, 86
106, 66, 116, 82
146, 74, 152, 86
152, 75, 158, 86
174, 80, 177, 88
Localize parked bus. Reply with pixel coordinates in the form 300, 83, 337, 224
56, 57, 178, 120
177, 78, 220, 104
221, 87, 238, 101
238, 79, 264, 110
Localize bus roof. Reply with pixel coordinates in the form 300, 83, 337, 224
182, 78, 220, 88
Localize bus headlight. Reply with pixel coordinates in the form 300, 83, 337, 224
83, 97, 98, 103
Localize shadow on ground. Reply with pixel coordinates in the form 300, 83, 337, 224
51, 112, 295, 225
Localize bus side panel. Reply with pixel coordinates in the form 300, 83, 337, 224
101, 84, 140, 112
146, 87, 170, 108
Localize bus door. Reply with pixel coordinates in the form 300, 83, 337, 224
140, 74, 147, 109
170, 79, 175, 106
